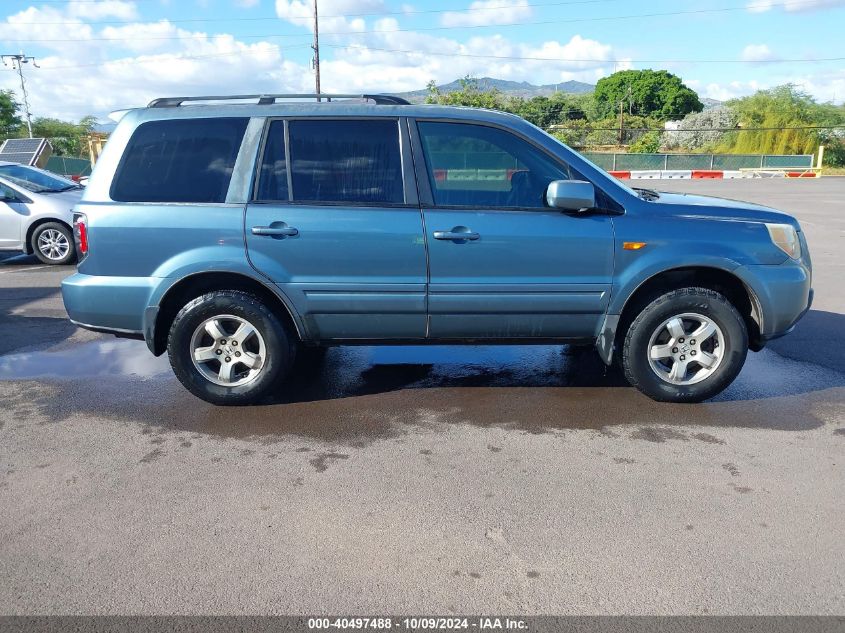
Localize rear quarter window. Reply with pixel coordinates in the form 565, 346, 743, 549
111, 117, 249, 203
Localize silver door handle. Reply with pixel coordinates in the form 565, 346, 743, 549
433, 230, 480, 241
252, 225, 298, 237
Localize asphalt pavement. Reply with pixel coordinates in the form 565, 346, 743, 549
0, 178, 842, 615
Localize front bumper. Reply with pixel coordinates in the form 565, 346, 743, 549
733, 259, 813, 344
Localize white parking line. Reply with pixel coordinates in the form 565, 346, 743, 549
0, 265, 53, 274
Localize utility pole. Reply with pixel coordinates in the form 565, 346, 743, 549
2, 53, 38, 138
311, 0, 321, 102
618, 100, 624, 146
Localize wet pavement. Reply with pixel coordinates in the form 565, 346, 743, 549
0, 179, 843, 615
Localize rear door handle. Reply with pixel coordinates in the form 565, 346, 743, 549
252, 224, 298, 237
433, 228, 480, 242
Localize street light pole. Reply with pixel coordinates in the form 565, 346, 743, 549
2, 53, 38, 138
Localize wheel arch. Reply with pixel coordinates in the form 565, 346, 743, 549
24, 217, 72, 255
602, 266, 763, 364
148, 271, 303, 356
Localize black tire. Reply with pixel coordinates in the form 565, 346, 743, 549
622, 287, 748, 403
31, 222, 76, 265
167, 290, 295, 405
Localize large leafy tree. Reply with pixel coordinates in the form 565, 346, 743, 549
593, 69, 703, 120
29, 116, 97, 156
0, 90, 22, 138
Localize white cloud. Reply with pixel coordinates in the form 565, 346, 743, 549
441, 0, 532, 28
67, 0, 139, 21
747, 0, 845, 12
323, 32, 622, 92
275, 0, 386, 33
741, 44, 777, 62
700, 80, 764, 101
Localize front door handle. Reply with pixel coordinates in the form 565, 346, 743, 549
252, 223, 298, 237
433, 226, 480, 242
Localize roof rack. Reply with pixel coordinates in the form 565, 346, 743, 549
147, 93, 411, 108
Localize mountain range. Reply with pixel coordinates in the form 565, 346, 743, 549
399, 77, 722, 109
398, 77, 596, 102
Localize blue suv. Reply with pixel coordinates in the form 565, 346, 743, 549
61, 94, 812, 405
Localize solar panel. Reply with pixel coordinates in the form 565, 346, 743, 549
0, 152, 42, 164
0, 138, 51, 166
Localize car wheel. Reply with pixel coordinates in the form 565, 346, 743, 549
167, 290, 295, 405
622, 287, 748, 403
31, 222, 76, 265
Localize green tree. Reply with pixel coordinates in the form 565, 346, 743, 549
716, 85, 845, 162
0, 90, 22, 139
510, 93, 589, 128
629, 131, 662, 153
593, 69, 703, 120
425, 76, 507, 110
28, 115, 97, 156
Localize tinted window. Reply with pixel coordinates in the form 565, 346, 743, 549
287, 119, 404, 204
256, 120, 289, 202
418, 121, 568, 208
112, 118, 248, 203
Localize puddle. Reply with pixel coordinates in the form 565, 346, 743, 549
0, 339, 170, 381
0, 336, 842, 444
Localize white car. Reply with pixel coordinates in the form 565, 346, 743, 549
0, 162, 85, 265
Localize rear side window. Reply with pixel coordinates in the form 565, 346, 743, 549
111, 117, 248, 203
284, 119, 404, 204
255, 120, 289, 202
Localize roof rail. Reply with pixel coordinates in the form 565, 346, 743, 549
147, 93, 411, 108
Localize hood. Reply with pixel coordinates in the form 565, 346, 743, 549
647, 191, 800, 228
27, 187, 85, 219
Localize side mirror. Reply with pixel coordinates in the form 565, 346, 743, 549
546, 180, 595, 212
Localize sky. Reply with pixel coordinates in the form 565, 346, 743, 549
0, 0, 843, 122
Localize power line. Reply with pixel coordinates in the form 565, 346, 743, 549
4, 0, 840, 43
329, 44, 845, 65
16, 44, 312, 71
20, 40, 845, 72
3, 0, 628, 25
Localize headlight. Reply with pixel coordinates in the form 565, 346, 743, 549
765, 223, 801, 260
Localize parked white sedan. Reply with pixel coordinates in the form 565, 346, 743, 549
0, 162, 84, 265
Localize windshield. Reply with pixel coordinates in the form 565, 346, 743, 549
0, 164, 81, 193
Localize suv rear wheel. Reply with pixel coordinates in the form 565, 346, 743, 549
31, 222, 76, 265
622, 287, 748, 402
167, 290, 295, 405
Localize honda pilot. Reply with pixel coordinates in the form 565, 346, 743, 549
61, 94, 813, 405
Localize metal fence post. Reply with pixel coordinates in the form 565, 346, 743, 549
613, 153, 617, 170
664, 154, 669, 170
710, 154, 715, 170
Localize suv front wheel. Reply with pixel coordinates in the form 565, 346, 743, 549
622, 287, 748, 402
167, 290, 295, 405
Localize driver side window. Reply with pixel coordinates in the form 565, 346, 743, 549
417, 121, 569, 209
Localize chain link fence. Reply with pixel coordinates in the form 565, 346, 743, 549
580, 153, 814, 171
